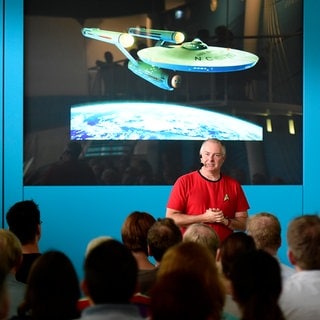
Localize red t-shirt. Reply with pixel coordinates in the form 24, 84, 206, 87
167, 171, 250, 242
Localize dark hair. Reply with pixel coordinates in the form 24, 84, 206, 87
147, 218, 182, 262
19, 250, 81, 320
84, 239, 138, 304
6, 200, 41, 245
121, 211, 156, 254
219, 232, 256, 278
229, 249, 284, 320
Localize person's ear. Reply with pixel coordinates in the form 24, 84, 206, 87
288, 249, 296, 266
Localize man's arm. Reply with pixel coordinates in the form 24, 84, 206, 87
227, 211, 248, 231
166, 207, 224, 228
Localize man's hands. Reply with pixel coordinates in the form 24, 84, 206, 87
203, 208, 225, 223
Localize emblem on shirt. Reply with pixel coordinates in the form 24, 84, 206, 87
224, 194, 229, 201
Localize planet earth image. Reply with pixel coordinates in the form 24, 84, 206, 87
70, 102, 263, 141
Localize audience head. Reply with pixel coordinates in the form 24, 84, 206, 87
82, 238, 138, 304
229, 249, 284, 320
246, 212, 281, 255
153, 241, 225, 320
85, 235, 112, 257
121, 211, 156, 255
19, 250, 80, 320
216, 231, 256, 279
6, 200, 41, 245
150, 270, 218, 320
0, 229, 22, 272
287, 214, 320, 270
147, 218, 182, 263
183, 223, 220, 257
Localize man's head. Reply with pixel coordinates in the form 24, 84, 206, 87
216, 232, 256, 279
246, 212, 281, 255
287, 214, 320, 270
82, 239, 138, 304
6, 200, 41, 245
147, 218, 182, 263
0, 229, 22, 272
199, 139, 226, 171
183, 223, 220, 258
121, 211, 156, 255
229, 249, 282, 309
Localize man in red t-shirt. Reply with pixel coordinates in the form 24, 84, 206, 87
166, 138, 249, 242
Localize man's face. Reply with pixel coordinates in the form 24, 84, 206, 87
200, 141, 225, 171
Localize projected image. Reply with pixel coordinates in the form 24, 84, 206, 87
82, 27, 259, 90
70, 102, 263, 141
23, 0, 302, 185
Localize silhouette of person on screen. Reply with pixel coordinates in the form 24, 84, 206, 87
42, 141, 97, 185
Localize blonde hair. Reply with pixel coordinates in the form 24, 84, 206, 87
247, 212, 281, 252
0, 229, 22, 271
183, 223, 220, 257
287, 214, 320, 269
85, 236, 112, 257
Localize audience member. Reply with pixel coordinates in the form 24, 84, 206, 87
229, 249, 285, 320
151, 241, 225, 320
216, 232, 256, 319
0, 229, 26, 318
246, 212, 295, 281
80, 239, 145, 320
138, 217, 183, 296
0, 261, 9, 320
6, 200, 42, 284
150, 271, 218, 320
121, 211, 156, 294
122, 218, 183, 314
13, 250, 81, 320
279, 214, 320, 320
166, 138, 249, 242
183, 223, 220, 258
77, 236, 113, 312
147, 218, 182, 266
41, 141, 97, 185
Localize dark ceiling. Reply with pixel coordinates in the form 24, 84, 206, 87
24, 0, 161, 20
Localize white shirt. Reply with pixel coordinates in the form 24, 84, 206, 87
279, 270, 320, 320
279, 260, 295, 281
